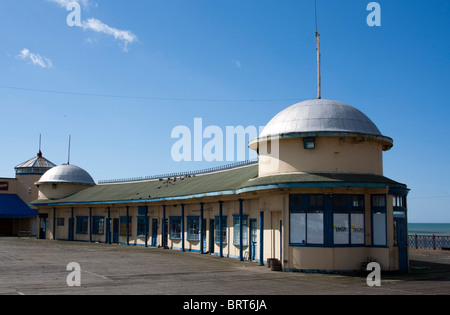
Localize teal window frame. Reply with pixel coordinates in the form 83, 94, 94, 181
214, 216, 227, 244
136, 216, 149, 237
233, 215, 248, 246
187, 216, 200, 241
76, 216, 88, 234
169, 216, 182, 239
92, 216, 105, 235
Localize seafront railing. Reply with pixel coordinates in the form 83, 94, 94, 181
408, 234, 450, 250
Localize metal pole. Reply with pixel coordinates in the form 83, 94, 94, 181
200, 203, 204, 254
259, 211, 264, 266
239, 199, 244, 261
181, 204, 185, 252
126, 206, 129, 246
219, 201, 223, 258
162, 205, 166, 249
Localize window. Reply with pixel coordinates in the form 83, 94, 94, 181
233, 215, 248, 246
393, 195, 406, 208
170, 216, 182, 239
57, 218, 65, 226
290, 194, 365, 247
187, 216, 199, 241
92, 216, 104, 235
214, 216, 227, 244
289, 194, 324, 245
120, 216, 132, 236
76, 216, 88, 234
372, 195, 387, 246
136, 216, 149, 237
332, 195, 365, 245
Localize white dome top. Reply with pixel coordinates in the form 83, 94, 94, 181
260, 99, 382, 137
36, 164, 96, 186
250, 99, 393, 150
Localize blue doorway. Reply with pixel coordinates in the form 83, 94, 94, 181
395, 217, 409, 273
250, 219, 257, 261
151, 219, 158, 247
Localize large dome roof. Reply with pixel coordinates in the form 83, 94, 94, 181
36, 164, 96, 186
261, 99, 382, 137
250, 99, 393, 150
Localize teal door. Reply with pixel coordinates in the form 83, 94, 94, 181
151, 219, 158, 247
395, 217, 409, 273
250, 219, 257, 261
68, 218, 73, 241
209, 219, 215, 254
39, 216, 47, 240
113, 218, 119, 243
202, 219, 207, 252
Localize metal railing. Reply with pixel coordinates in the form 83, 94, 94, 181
408, 234, 450, 250
99, 159, 258, 184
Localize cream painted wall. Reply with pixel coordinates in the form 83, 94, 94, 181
38, 186, 402, 271
38, 183, 92, 200
258, 137, 383, 177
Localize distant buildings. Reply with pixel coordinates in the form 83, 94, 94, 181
0, 151, 55, 237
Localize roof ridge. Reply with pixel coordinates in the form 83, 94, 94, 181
98, 159, 258, 184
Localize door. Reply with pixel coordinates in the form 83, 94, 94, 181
209, 219, 215, 254
202, 219, 207, 253
250, 219, 257, 261
395, 217, 409, 273
164, 219, 168, 248
113, 218, 119, 244
68, 218, 73, 241
39, 217, 47, 240
151, 219, 158, 247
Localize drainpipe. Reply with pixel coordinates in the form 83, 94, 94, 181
239, 199, 244, 261
126, 206, 129, 246
219, 201, 223, 258
162, 205, 166, 249
259, 210, 264, 266
107, 207, 111, 244
181, 204, 185, 252
89, 207, 92, 243
53, 208, 56, 241
200, 203, 204, 254
145, 206, 148, 248
71, 207, 74, 241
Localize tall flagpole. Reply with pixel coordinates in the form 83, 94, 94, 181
315, 0, 321, 99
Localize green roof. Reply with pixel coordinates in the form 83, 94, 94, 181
31, 164, 407, 206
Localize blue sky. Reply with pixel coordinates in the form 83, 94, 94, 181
0, 0, 449, 222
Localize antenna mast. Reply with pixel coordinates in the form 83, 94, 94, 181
315, 0, 322, 99
38, 134, 42, 157
67, 135, 71, 165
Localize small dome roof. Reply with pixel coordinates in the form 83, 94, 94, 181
250, 99, 393, 150
36, 164, 95, 186
15, 151, 56, 175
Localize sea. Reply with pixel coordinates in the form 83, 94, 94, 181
408, 223, 450, 236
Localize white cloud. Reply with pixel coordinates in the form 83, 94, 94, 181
81, 18, 137, 52
46, 0, 137, 51
17, 49, 53, 68
233, 59, 242, 68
